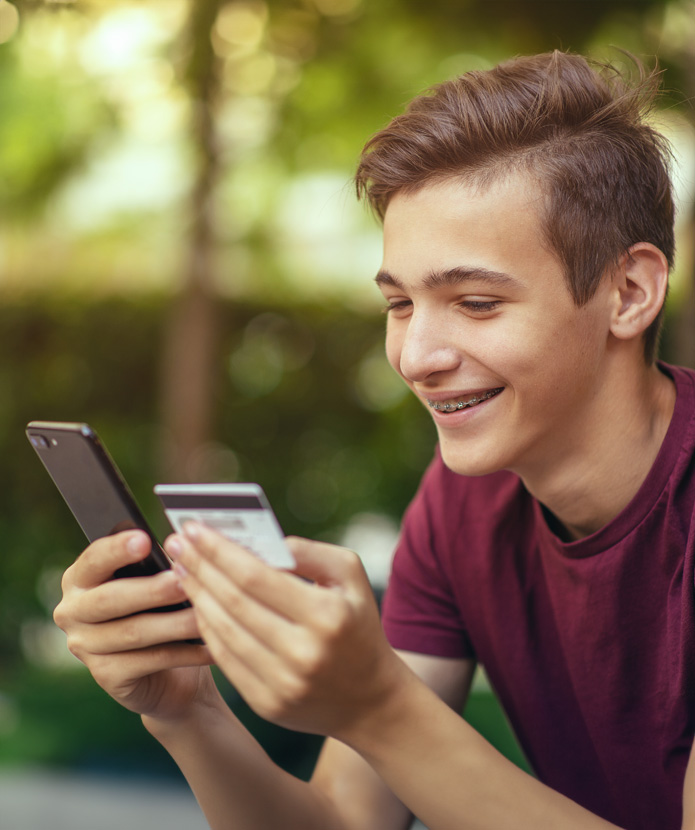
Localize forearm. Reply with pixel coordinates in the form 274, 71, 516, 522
682, 744, 695, 830
340, 669, 622, 830
143, 694, 343, 830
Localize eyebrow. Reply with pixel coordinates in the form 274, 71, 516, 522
374, 266, 520, 292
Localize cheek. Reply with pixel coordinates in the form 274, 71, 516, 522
509, 311, 605, 404
475, 314, 577, 395
552, 305, 609, 371
470, 324, 534, 381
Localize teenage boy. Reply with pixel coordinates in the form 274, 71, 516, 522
54, 50, 694, 830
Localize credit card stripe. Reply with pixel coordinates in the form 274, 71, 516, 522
158, 494, 263, 510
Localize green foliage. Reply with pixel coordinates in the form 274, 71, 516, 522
0, 664, 324, 781
0, 0, 691, 787
0, 666, 179, 775
0, 27, 118, 218
0, 292, 434, 665
464, 687, 533, 775
0, 663, 526, 784
0, 290, 434, 777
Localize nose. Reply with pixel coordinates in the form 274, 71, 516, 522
396, 312, 462, 383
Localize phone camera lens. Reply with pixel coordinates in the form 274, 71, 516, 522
30, 435, 50, 449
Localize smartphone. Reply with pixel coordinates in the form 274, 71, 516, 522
25, 420, 192, 613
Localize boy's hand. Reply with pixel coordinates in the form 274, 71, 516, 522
166, 526, 409, 741
53, 530, 215, 721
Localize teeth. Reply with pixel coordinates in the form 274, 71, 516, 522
427, 388, 501, 412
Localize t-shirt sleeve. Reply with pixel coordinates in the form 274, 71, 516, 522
381, 455, 476, 660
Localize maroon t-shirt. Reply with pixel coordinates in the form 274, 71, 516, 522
382, 363, 695, 830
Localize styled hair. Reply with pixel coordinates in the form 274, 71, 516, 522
355, 51, 675, 362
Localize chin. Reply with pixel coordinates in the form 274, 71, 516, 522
438, 441, 509, 478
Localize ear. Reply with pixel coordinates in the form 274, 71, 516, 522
609, 242, 669, 342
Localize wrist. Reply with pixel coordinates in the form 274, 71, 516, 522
142, 684, 228, 742
333, 652, 426, 758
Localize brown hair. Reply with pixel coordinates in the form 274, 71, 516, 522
355, 51, 675, 362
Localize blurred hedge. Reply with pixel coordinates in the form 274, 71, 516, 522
2, 290, 685, 781
0, 292, 436, 665
2, 292, 529, 785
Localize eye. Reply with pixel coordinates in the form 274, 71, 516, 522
460, 300, 501, 313
382, 299, 412, 315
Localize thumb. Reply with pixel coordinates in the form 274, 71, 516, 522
285, 536, 368, 590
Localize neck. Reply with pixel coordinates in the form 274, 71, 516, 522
517, 359, 676, 541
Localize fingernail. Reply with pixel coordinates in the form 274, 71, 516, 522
183, 521, 202, 541
167, 536, 183, 560
127, 533, 146, 555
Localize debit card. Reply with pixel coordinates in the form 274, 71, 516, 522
154, 483, 295, 570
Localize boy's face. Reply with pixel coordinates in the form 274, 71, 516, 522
377, 174, 615, 479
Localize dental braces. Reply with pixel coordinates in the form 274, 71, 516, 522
427, 388, 501, 412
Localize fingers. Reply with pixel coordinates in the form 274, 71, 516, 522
77, 640, 214, 719
67, 606, 204, 657
56, 532, 188, 632
168, 531, 300, 650
88, 641, 212, 689
170, 535, 328, 725
75, 568, 188, 624
167, 525, 392, 735
168, 526, 305, 619
286, 536, 368, 593
165, 527, 375, 671
55, 530, 206, 654
53, 533, 219, 722
167, 524, 366, 625
177, 560, 279, 669
65, 530, 153, 591
167, 526, 372, 669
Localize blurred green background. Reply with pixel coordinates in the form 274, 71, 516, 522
0, 0, 693, 808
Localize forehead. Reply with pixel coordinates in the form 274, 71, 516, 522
380, 174, 559, 287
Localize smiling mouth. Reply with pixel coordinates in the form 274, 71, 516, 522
427, 387, 504, 413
